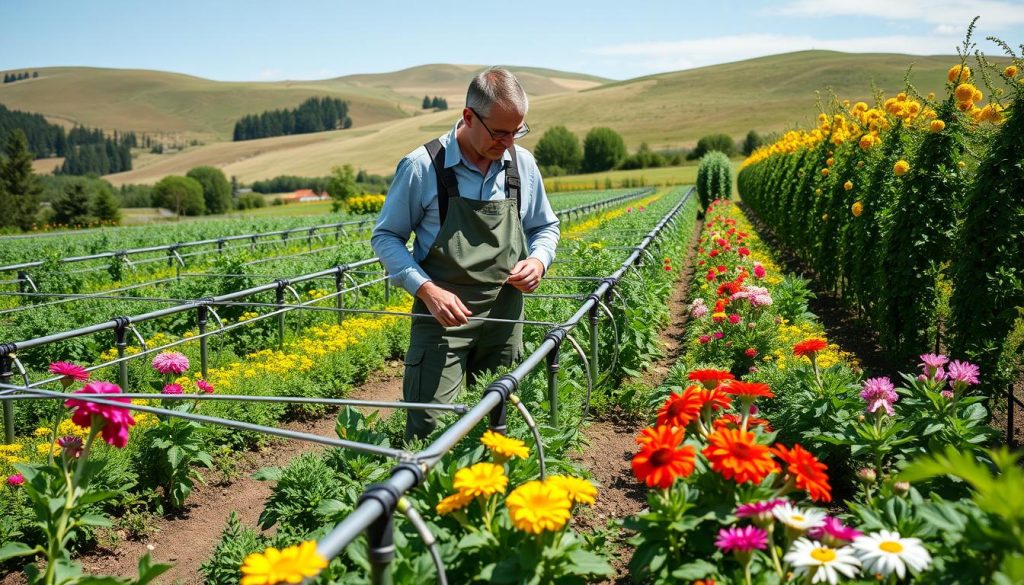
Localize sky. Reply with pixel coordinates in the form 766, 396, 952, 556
2, 0, 1023, 81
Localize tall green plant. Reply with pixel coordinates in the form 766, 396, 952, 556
696, 151, 732, 210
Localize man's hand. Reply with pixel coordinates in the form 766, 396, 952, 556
416, 281, 472, 327
506, 258, 545, 293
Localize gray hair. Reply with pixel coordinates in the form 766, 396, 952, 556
466, 67, 528, 117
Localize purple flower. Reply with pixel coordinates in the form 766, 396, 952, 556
152, 352, 190, 375
919, 354, 949, 381
716, 525, 768, 553
860, 377, 898, 416
808, 516, 862, 546
947, 360, 980, 386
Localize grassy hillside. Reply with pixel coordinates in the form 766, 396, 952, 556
8, 51, 1010, 184
0, 65, 606, 143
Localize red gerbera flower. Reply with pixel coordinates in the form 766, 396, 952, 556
792, 338, 828, 357
632, 426, 696, 489
696, 388, 733, 412
656, 386, 703, 428
687, 369, 736, 390
772, 443, 832, 502
702, 427, 779, 484
720, 380, 775, 400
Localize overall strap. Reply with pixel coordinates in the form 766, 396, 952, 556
504, 147, 522, 217
425, 139, 460, 225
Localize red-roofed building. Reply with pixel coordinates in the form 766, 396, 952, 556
282, 189, 330, 203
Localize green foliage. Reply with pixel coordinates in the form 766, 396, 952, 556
233, 96, 351, 141
0, 129, 43, 230
619, 142, 668, 170
254, 452, 347, 536
327, 164, 357, 211
741, 130, 763, 156
688, 133, 737, 160
581, 127, 626, 172
695, 151, 732, 209
151, 175, 205, 216
137, 413, 213, 510
235, 193, 266, 209
186, 166, 233, 215
534, 125, 582, 174
50, 183, 95, 228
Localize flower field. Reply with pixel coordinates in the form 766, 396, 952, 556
2, 38, 1023, 585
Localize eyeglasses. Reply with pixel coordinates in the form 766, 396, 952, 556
469, 107, 530, 141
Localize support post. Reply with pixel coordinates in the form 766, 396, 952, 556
358, 485, 399, 585
275, 282, 286, 349
114, 318, 130, 391
1, 347, 15, 443
197, 305, 209, 379
546, 344, 561, 425
335, 270, 345, 325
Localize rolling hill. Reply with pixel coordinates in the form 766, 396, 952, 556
1, 51, 1009, 184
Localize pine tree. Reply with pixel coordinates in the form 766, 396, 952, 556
0, 130, 42, 230
423, 95, 431, 109
91, 184, 121, 224
51, 182, 94, 227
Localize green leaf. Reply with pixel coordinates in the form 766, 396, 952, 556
671, 559, 716, 580
921, 422, 944, 435
0, 542, 41, 563
252, 467, 282, 481
78, 514, 114, 528
565, 548, 612, 577
133, 553, 173, 585
77, 489, 120, 506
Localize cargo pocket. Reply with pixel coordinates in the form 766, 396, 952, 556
402, 347, 426, 404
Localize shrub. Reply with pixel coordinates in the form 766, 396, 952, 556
688, 133, 737, 160
582, 127, 626, 172
152, 175, 205, 216
534, 125, 582, 174
186, 166, 233, 214
696, 151, 732, 209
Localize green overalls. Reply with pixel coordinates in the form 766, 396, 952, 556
403, 139, 528, 440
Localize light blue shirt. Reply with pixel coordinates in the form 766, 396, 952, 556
371, 121, 560, 296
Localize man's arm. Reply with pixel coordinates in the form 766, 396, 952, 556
508, 151, 560, 292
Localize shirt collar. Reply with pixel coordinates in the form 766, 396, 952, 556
442, 119, 512, 171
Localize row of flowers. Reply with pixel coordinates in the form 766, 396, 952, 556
617, 199, 1012, 584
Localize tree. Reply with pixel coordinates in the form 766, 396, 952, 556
0, 129, 42, 230
688, 134, 737, 160
582, 127, 626, 173
152, 175, 205, 216
327, 164, 357, 212
742, 130, 763, 156
51, 182, 95, 227
91, 182, 121, 224
535, 125, 582, 175
186, 166, 232, 214
422, 95, 431, 109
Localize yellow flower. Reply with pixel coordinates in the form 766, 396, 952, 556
954, 83, 977, 103
505, 480, 572, 534
820, 168, 830, 177
37, 442, 59, 456
453, 462, 508, 498
480, 430, 529, 461
546, 476, 597, 506
34, 427, 52, 438
1005, 65, 1019, 78
927, 92, 936, 101
851, 202, 864, 217
240, 541, 327, 585
930, 119, 946, 133
893, 160, 910, 176
948, 64, 970, 83
821, 213, 829, 222
958, 161, 966, 169
436, 491, 473, 515
843, 180, 853, 192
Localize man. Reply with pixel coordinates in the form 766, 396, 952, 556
371, 67, 560, 440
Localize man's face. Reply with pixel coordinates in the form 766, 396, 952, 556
465, 105, 525, 161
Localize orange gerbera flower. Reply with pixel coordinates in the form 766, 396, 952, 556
657, 386, 704, 427
792, 338, 828, 357
687, 369, 736, 389
720, 380, 775, 400
772, 443, 832, 503
696, 388, 733, 412
632, 426, 696, 488
702, 427, 779, 484
713, 413, 773, 432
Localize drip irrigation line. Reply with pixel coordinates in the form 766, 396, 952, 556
0, 277, 181, 316
0, 384, 411, 459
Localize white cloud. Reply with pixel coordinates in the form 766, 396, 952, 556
587, 33, 970, 73
775, 0, 1024, 28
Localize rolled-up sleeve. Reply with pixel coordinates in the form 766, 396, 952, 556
371, 158, 431, 296
521, 157, 560, 271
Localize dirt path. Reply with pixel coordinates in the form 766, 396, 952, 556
45, 359, 406, 585
575, 219, 702, 584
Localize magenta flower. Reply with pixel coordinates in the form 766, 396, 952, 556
713, 331, 724, 340
729, 314, 742, 325
941, 390, 954, 400
64, 381, 136, 449
162, 383, 183, 395
49, 362, 90, 387
698, 335, 712, 344
735, 498, 786, 526
196, 380, 215, 394
6, 473, 24, 486
918, 353, 948, 381
808, 516, 862, 546
57, 436, 84, 458
753, 263, 767, 279
716, 525, 768, 553
860, 377, 898, 416
947, 360, 980, 386
152, 352, 190, 375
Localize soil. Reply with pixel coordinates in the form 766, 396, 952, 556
573, 219, 703, 585
0, 360, 405, 585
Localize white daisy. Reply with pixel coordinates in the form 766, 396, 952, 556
852, 530, 932, 579
772, 502, 826, 532
784, 537, 862, 584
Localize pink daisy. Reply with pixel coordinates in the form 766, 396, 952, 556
808, 516, 863, 546
716, 525, 768, 553
196, 380, 215, 394
152, 352, 190, 375
162, 383, 183, 395
860, 377, 898, 416
64, 381, 136, 449
49, 361, 90, 385
947, 360, 980, 386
